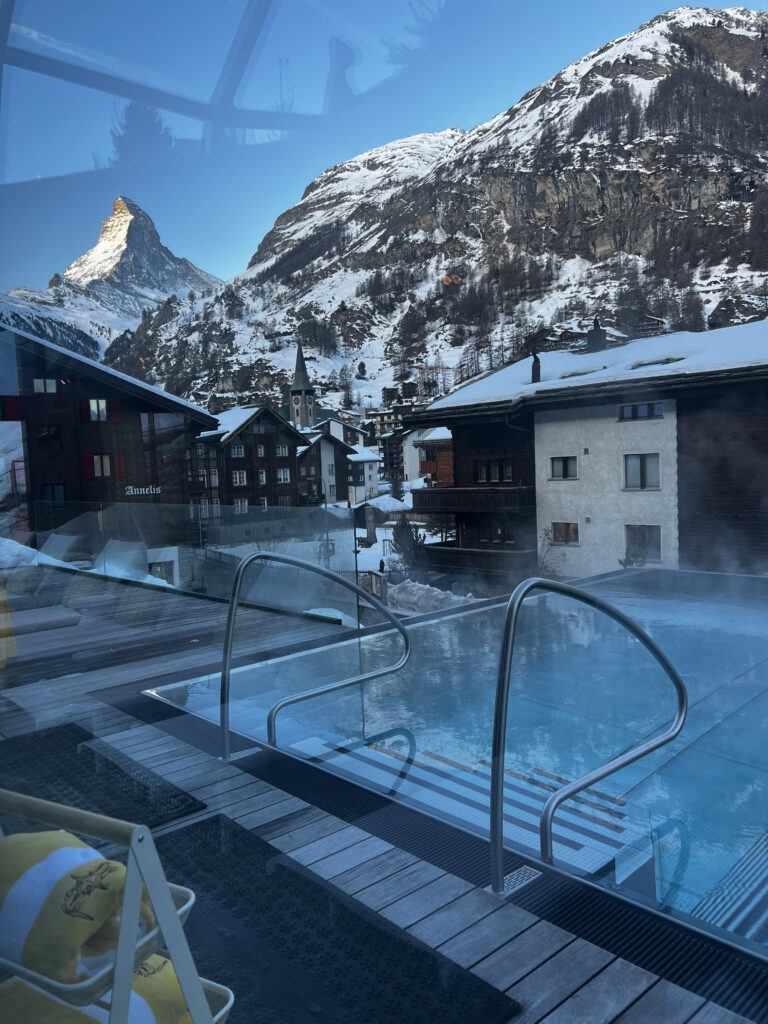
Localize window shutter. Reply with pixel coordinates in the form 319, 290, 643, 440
82, 453, 95, 479
109, 399, 121, 423
2, 396, 19, 420
81, 399, 90, 422
114, 452, 126, 478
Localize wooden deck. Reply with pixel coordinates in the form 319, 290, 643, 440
0, 635, 758, 1024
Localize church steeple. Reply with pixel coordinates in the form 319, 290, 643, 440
289, 341, 316, 428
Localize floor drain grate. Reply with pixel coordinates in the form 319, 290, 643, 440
501, 865, 542, 896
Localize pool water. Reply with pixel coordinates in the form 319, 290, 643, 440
148, 569, 768, 957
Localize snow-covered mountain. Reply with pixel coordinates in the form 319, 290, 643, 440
98, 8, 768, 409
1, 197, 220, 358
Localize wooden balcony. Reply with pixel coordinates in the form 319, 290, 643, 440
412, 486, 535, 515
420, 542, 537, 576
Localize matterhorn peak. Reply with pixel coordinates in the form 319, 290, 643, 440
62, 196, 165, 289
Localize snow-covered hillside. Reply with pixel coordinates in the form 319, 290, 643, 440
99, 7, 768, 412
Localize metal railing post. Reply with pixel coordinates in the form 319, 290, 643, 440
220, 551, 411, 759
489, 577, 687, 895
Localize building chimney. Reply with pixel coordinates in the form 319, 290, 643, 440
531, 351, 541, 384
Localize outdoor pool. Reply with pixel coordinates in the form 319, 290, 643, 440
147, 568, 768, 959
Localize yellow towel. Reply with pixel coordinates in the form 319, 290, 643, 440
0, 955, 195, 1023
0, 831, 155, 984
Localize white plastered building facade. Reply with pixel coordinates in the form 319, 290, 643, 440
534, 400, 679, 578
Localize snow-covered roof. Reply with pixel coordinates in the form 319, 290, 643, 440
199, 405, 262, 441
7, 323, 216, 426
416, 426, 452, 441
428, 321, 768, 413
355, 493, 411, 512
347, 445, 381, 463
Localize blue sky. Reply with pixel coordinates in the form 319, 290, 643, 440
3, 1, 768, 292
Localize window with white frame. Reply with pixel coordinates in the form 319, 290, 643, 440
328, 463, 335, 476
200, 498, 209, 519
259, 497, 268, 509
211, 498, 221, 517
276, 468, 291, 483
257, 444, 264, 457
550, 456, 577, 479
89, 398, 108, 421
210, 470, 219, 487
258, 469, 266, 484
329, 484, 335, 496
93, 454, 111, 477
194, 443, 205, 456
278, 496, 291, 507
33, 378, 57, 393
232, 470, 247, 486
233, 498, 248, 514
624, 453, 659, 489
230, 444, 245, 458
276, 443, 288, 457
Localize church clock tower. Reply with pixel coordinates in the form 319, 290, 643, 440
289, 341, 316, 429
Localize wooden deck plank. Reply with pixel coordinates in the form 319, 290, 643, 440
227, 786, 301, 818
380, 872, 474, 930
329, 847, 419, 896
688, 1003, 758, 1024
269, 813, 349, 853
471, 919, 574, 991
248, 804, 327, 843
189, 772, 260, 801
312, 836, 394, 881
407, 888, 500, 948
162, 761, 238, 787
354, 860, 445, 912
289, 825, 370, 866
193, 781, 275, 814
506, 937, 615, 1024
235, 796, 311, 830
538, 958, 655, 1024
613, 979, 707, 1024
437, 903, 538, 969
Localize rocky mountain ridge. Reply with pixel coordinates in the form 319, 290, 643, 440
1, 197, 220, 359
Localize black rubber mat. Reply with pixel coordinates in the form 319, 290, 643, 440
238, 747, 768, 1024
0, 722, 205, 836
154, 814, 520, 1024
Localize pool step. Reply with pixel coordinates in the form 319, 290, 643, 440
291, 734, 652, 882
691, 831, 768, 942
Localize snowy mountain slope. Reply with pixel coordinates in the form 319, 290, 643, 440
104, 7, 768, 410
1, 197, 220, 357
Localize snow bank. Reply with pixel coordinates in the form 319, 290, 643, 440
387, 579, 476, 614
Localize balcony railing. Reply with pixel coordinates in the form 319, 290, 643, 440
420, 542, 537, 575
412, 486, 535, 514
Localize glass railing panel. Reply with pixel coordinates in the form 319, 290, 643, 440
1, 500, 357, 691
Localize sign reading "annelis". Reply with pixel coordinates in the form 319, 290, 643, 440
125, 485, 162, 495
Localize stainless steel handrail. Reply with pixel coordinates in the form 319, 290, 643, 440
220, 551, 411, 759
490, 577, 688, 895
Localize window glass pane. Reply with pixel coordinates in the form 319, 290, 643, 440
567, 522, 579, 543
551, 457, 563, 478
645, 454, 660, 488
565, 456, 577, 477
12, 0, 247, 104
552, 522, 565, 544
620, 405, 633, 420
652, 403, 664, 417
476, 462, 487, 483
489, 461, 499, 482
625, 455, 641, 488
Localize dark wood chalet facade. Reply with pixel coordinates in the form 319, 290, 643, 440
0, 326, 217, 539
